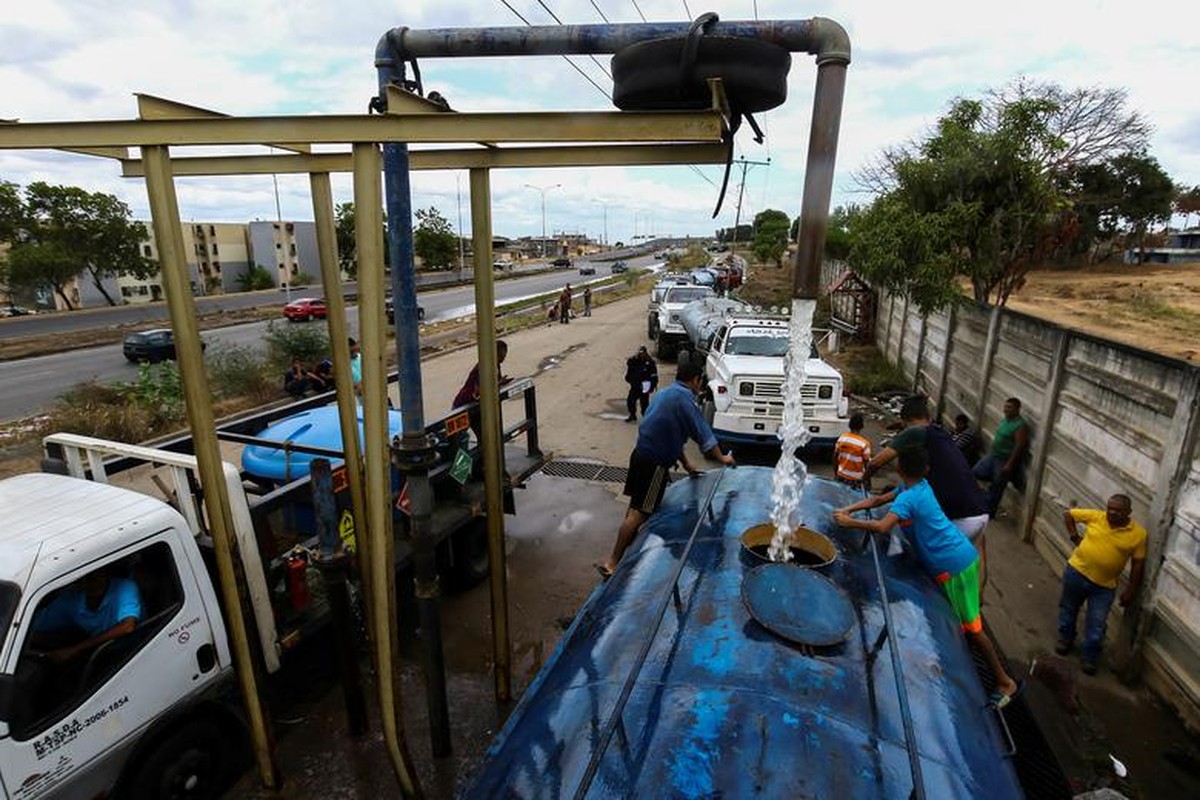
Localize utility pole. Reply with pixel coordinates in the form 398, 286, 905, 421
730, 157, 770, 252
525, 183, 561, 259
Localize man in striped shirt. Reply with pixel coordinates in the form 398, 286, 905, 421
834, 413, 872, 486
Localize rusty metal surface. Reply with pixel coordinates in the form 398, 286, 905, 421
459, 467, 1024, 799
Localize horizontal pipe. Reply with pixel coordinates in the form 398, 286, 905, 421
377, 18, 850, 64
118, 142, 729, 177
0, 111, 723, 150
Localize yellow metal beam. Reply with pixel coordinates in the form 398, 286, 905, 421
384, 84, 498, 150
134, 93, 311, 153
0, 111, 724, 149
119, 142, 728, 177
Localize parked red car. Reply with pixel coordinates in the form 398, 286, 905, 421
283, 297, 327, 321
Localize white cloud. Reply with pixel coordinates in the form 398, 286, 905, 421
0, 0, 1196, 247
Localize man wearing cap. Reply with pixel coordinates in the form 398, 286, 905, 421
624, 345, 659, 422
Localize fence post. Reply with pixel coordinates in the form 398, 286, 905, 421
882, 291, 896, 357
896, 295, 911, 368
912, 313, 929, 394
1119, 367, 1200, 678
1018, 329, 1070, 543
974, 305, 1003, 431
933, 305, 957, 422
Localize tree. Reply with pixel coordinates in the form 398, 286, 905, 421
413, 207, 457, 270
751, 209, 790, 268
237, 264, 276, 292
1, 182, 155, 308
850, 96, 1065, 310
796, 205, 857, 260
334, 202, 357, 277
1173, 185, 1200, 229
1109, 153, 1174, 263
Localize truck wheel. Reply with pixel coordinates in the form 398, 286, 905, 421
702, 399, 715, 426
655, 337, 672, 360
128, 720, 227, 800
648, 317, 658, 340
446, 517, 490, 591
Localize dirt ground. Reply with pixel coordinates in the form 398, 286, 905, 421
1003, 263, 1200, 363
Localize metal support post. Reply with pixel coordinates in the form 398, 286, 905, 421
471, 167, 513, 704
1018, 330, 1070, 543
311, 458, 369, 737
353, 142, 423, 799
141, 146, 278, 790
523, 385, 541, 458
933, 305, 958, 422
310, 171, 374, 637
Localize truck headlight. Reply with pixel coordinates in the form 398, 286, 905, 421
739, 381, 754, 396
818, 385, 833, 399
670, 314, 680, 323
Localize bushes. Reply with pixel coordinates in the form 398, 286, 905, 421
206, 343, 277, 403
49, 363, 188, 442
263, 320, 330, 370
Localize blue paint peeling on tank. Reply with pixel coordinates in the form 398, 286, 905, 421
459, 467, 1026, 799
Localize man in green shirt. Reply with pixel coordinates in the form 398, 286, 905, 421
972, 397, 1030, 518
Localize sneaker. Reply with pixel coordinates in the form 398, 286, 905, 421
625, 415, 637, 422
1081, 659, 1098, 676
1054, 640, 1071, 656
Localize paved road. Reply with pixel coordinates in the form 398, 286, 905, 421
0, 256, 662, 422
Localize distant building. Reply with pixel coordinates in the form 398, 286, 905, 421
247, 220, 320, 291
1125, 228, 1200, 265
118, 222, 254, 304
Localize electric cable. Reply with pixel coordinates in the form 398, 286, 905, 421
589, 0, 610, 22
629, 0, 647, 23
535, 0, 613, 79
498, 0, 611, 99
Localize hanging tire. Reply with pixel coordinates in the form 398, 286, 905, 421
127, 720, 228, 800
612, 37, 791, 117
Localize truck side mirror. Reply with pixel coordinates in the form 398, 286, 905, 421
0, 673, 13, 723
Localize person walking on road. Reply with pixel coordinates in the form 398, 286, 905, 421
559, 284, 573, 324
599, 361, 734, 578
583, 286, 593, 317
624, 346, 659, 422
973, 397, 1030, 517
1057, 494, 1146, 675
833, 413, 872, 486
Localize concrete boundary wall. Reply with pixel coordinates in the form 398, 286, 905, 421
873, 290, 1200, 727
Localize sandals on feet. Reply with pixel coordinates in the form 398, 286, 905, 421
593, 563, 614, 581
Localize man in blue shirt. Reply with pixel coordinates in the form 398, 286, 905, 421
598, 361, 734, 578
834, 448, 1021, 707
32, 569, 142, 664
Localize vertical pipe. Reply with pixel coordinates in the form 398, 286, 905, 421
470, 167, 512, 704
311, 458, 369, 736
353, 142, 422, 799
792, 61, 847, 300
383, 137, 452, 757
141, 146, 278, 789
310, 171, 374, 633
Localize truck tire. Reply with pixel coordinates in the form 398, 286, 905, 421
655, 337, 672, 360
648, 315, 658, 340
446, 517, 490, 591
128, 720, 227, 800
702, 399, 716, 427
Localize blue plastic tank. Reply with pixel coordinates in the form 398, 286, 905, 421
460, 467, 1025, 799
241, 403, 404, 483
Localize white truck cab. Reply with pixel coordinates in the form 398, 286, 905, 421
653, 284, 716, 359
0, 472, 237, 800
701, 315, 849, 447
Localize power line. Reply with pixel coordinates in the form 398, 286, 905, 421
589, 0, 610, 22
629, 0, 647, 23
682, 1, 692, 18
498, 0, 611, 99
535, 0, 612, 80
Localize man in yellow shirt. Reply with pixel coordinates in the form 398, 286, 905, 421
1057, 494, 1147, 675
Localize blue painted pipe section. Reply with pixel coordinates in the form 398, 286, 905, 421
378, 19, 850, 63
460, 467, 1024, 799
381, 141, 426, 433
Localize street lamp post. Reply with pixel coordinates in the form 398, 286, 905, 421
525, 183, 561, 259
593, 199, 609, 248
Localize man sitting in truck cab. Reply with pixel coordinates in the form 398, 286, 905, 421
31, 568, 142, 665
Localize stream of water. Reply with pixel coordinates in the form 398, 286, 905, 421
767, 298, 817, 562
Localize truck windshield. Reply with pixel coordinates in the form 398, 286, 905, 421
0, 581, 17, 653
665, 288, 711, 303
726, 334, 790, 357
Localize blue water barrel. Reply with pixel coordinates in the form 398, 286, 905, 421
460, 467, 1025, 799
241, 404, 404, 483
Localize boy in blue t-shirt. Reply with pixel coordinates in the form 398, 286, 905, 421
834, 448, 1021, 707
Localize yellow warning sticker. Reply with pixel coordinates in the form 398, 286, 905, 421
338, 509, 356, 552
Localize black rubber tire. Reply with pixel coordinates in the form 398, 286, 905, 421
128, 720, 227, 800
648, 316, 658, 340
656, 336, 671, 360
702, 399, 716, 427
612, 37, 791, 116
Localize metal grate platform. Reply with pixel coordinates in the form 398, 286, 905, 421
541, 460, 628, 483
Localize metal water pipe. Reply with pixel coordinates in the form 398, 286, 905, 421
375, 18, 849, 301
375, 48, 453, 761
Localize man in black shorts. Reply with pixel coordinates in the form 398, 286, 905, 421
597, 361, 735, 579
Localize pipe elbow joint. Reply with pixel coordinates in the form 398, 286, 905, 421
809, 17, 852, 67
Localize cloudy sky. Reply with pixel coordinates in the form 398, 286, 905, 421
2, 0, 1197, 246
